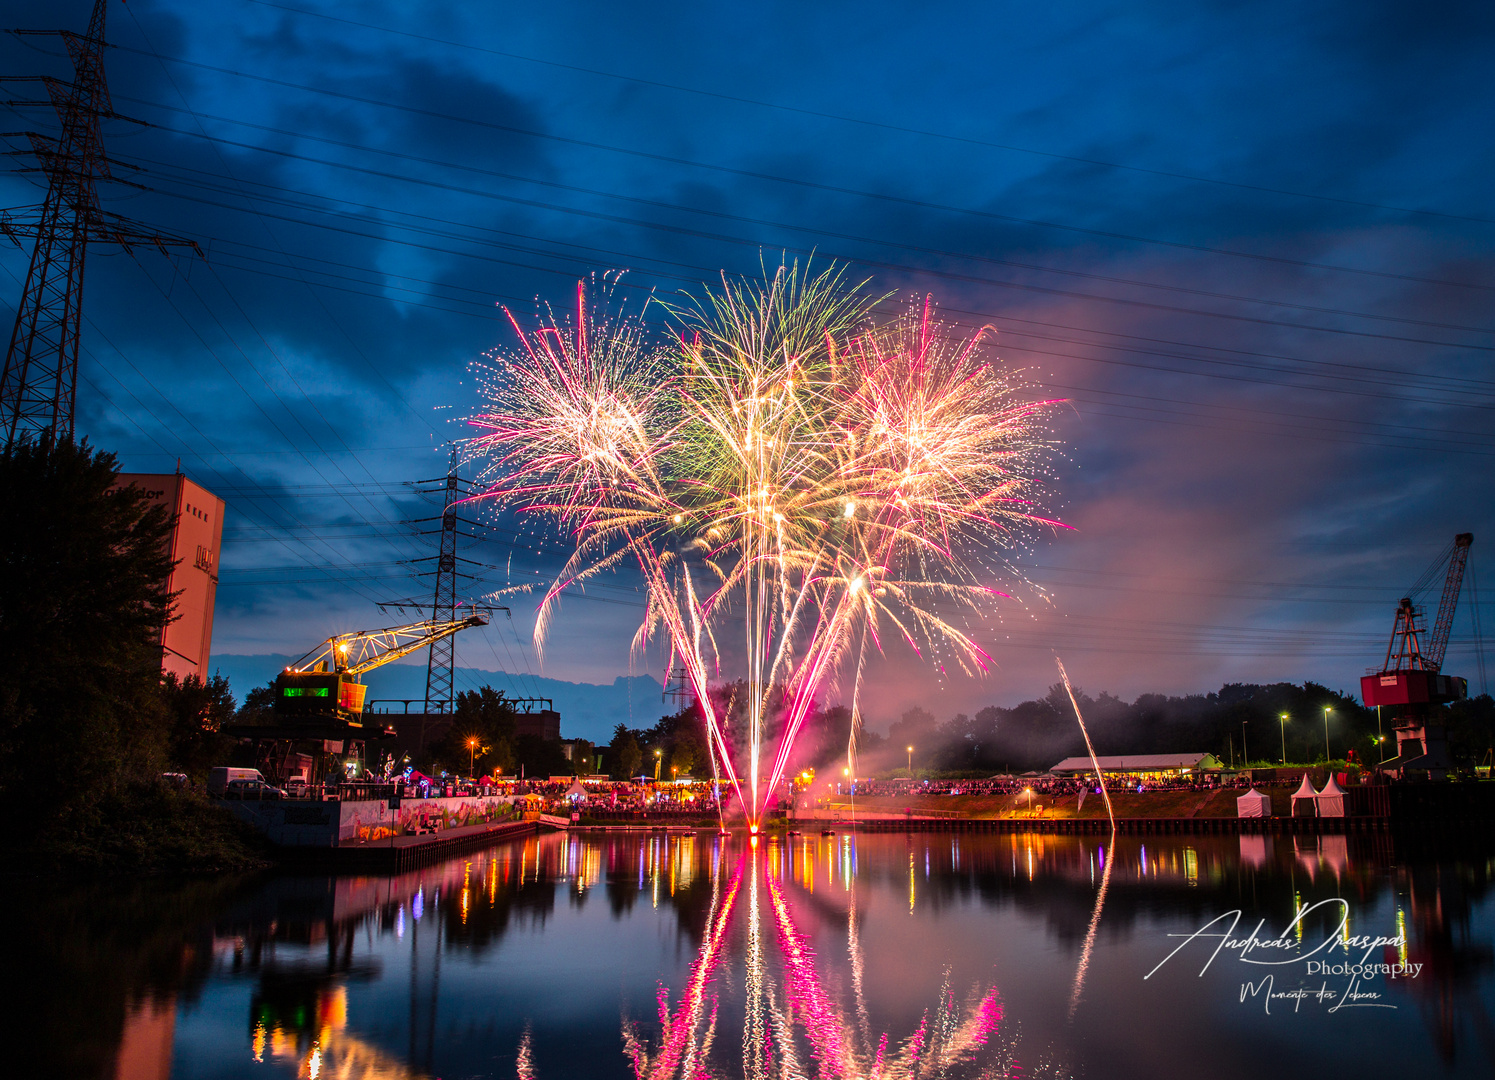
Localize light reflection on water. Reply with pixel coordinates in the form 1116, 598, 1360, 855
10, 830, 1495, 1079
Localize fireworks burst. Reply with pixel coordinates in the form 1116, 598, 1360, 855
468, 262, 1068, 824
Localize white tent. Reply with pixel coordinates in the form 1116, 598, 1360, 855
1290, 774, 1319, 817
565, 779, 587, 802
1236, 787, 1270, 818
1315, 775, 1347, 818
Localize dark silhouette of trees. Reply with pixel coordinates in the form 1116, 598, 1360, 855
0, 437, 174, 808
874, 680, 1389, 774
435, 686, 517, 774
159, 672, 236, 780
607, 724, 643, 779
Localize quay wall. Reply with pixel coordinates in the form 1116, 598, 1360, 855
224, 794, 512, 847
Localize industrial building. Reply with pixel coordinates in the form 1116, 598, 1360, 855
1049, 753, 1224, 778
115, 471, 225, 682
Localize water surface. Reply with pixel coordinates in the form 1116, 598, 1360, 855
12, 829, 1495, 1079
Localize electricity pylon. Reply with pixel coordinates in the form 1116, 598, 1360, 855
0, 0, 201, 447
425, 453, 462, 713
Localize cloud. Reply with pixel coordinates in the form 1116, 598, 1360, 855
0, 0, 1488, 728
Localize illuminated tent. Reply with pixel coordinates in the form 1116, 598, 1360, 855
1236, 788, 1270, 818
566, 779, 588, 802
1315, 775, 1347, 818
1291, 774, 1319, 817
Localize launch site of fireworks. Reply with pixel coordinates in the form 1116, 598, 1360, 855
0, 2, 1491, 1078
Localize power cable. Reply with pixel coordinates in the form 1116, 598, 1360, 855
239, 0, 1495, 229
115, 108, 1495, 350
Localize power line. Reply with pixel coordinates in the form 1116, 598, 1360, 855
112, 108, 1495, 351
112, 147, 1495, 400
239, 0, 1495, 229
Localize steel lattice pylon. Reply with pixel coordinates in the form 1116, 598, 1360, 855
424, 455, 461, 713
0, 0, 199, 447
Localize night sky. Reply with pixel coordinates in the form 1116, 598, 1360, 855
5, 0, 1492, 735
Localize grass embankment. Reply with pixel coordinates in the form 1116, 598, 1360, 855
9, 781, 273, 873
829, 787, 1284, 820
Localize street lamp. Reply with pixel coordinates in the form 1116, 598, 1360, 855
655, 749, 662, 781
907, 745, 914, 775
1279, 713, 1288, 764
1323, 707, 1332, 764
467, 737, 478, 775
1241, 719, 1249, 768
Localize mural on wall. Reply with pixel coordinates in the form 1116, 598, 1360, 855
225, 796, 518, 847
340, 795, 516, 844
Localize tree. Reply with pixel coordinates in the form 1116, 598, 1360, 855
0, 438, 175, 810
160, 672, 236, 779
668, 732, 702, 777
234, 683, 278, 726
437, 686, 517, 775
514, 734, 571, 779
888, 706, 938, 756
607, 724, 643, 780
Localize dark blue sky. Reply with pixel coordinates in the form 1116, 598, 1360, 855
4, 0, 1491, 727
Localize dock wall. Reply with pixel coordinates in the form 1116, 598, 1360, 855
224, 794, 513, 847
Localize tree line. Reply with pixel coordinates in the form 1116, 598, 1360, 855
0, 437, 262, 868
587, 679, 1495, 778
879, 682, 1492, 773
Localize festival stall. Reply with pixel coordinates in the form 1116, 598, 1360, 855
1290, 773, 1319, 817
1315, 775, 1347, 817
1236, 787, 1270, 818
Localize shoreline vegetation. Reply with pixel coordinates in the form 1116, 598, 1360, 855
10, 782, 273, 875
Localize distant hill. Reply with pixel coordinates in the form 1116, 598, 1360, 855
206, 654, 666, 742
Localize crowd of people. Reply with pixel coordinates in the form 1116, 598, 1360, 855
832, 773, 1230, 799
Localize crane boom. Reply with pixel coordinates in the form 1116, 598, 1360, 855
288, 613, 491, 676
274, 613, 491, 724
1363, 533, 1472, 716
1428, 533, 1473, 673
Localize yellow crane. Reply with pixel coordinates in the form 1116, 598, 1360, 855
276, 613, 489, 722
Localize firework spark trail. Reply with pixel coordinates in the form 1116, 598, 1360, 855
1068, 837, 1115, 1021
470, 265, 1067, 826
1054, 657, 1114, 830
1054, 656, 1116, 1023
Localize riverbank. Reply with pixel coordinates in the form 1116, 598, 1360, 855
815, 780, 1495, 823
5, 782, 272, 875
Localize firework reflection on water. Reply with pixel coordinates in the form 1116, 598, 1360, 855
589, 844, 1056, 1080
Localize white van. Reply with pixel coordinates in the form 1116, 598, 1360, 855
208, 767, 267, 796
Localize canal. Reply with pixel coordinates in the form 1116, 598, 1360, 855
10, 829, 1494, 1078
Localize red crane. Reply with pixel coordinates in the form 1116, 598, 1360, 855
1363, 534, 1472, 707
1361, 534, 1472, 778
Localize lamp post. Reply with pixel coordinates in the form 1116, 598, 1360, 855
1241, 719, 1249, 768
655, 749, 662, 781
1323, 707, 1332, 764
467, 737, 479, 775
1279, 713, 1288, 764
906, 745, 914, 776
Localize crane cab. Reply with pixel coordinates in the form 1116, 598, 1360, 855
274, 667, 369, 723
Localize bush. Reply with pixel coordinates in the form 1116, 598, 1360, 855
32, 780, 271, 874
